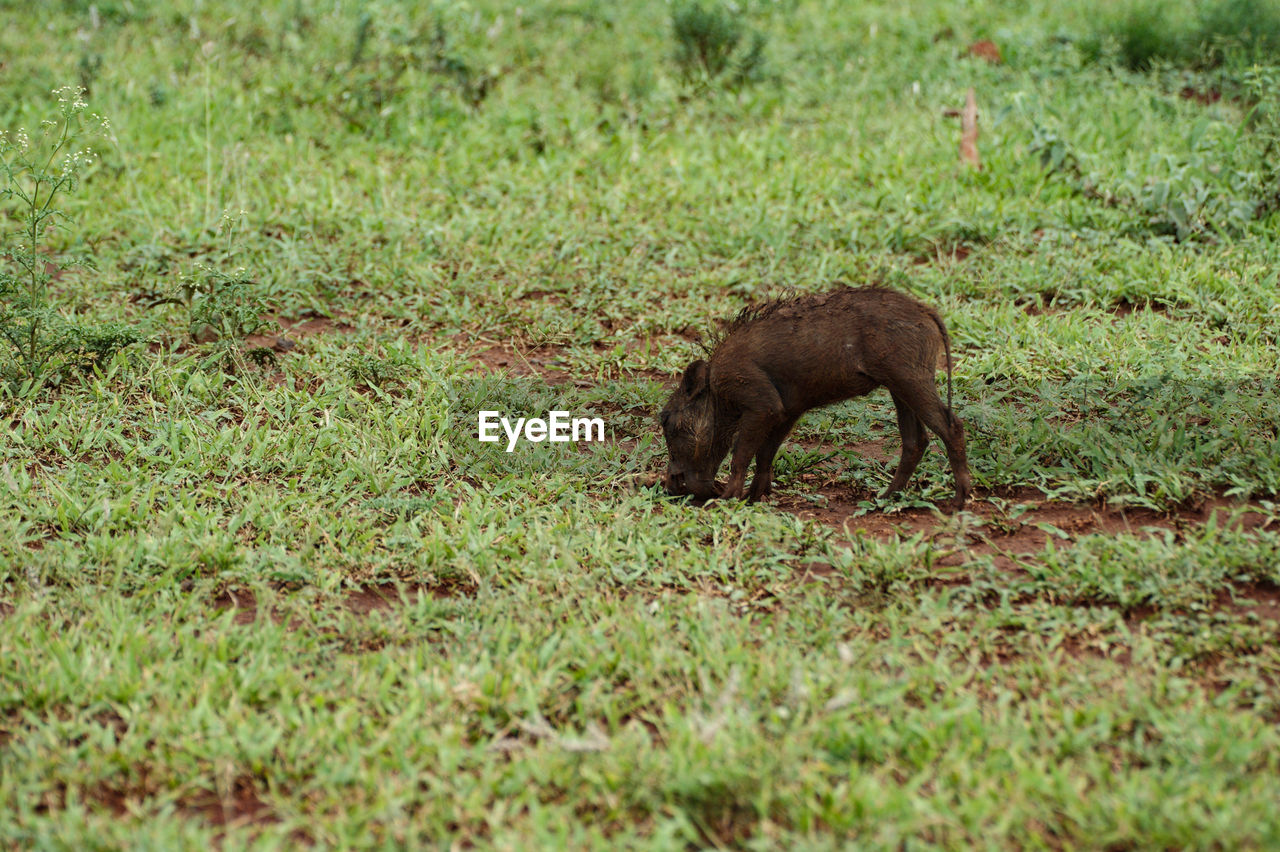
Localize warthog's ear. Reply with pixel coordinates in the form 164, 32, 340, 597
680, 359, 710, 397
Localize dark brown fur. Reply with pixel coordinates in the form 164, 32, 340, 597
659, 285, 971, 510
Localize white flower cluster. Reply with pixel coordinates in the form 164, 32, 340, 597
61, 146, 96, 176
52, 85, 89, 114
2, 86, 109, 161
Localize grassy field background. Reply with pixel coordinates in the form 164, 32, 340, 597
3, 0, 1280, 848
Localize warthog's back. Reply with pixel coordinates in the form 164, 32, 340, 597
708, 287, 948, 412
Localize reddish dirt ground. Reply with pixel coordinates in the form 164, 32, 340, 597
1215, 583, 1280, 622
173, 776, 281, 833
63, 773, 300, 843
461, 338, 580, 382
967, 40, 1002, 64
246, 313, 355, 351
1180, 85, 1222, 105
450, 335, 671, 385
211, 580, 474, 626
777, 483, 1273, 555
772, 476, 1280, 619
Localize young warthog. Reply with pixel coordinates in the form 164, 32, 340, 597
659, 286, 971, 511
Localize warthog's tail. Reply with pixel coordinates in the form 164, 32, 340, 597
927, 307, 958, 429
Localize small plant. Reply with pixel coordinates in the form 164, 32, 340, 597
344, 347, 416, 388
671, 2, 766, 87
0, 86, 136, 388
1097, 0, 1194, 70
157, 267, 276, 346
1089, 0, 1280, 70
70, 322, 146, 370
1198, 0, 1280, 65
149, 265, 278, 372
148, 213, 277, 370
305, 10, 497, 137
1026, 113, 1267, 241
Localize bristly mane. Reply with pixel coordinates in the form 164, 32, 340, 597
700, 291, 791, 353
699, 283, 897, 354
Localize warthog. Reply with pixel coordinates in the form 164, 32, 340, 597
659, 286, 971, 511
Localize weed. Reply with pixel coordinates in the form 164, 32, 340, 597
671, 1, 767, 87
344, 346, 416, 388
67, 322, 143, 371
1089, 0, 1196, 70
1091, 0, 1280, 69
300, 9, 497, 137
147, 213, 276, 369
155, 267, 275, 347
1025, 109, 1269, 240
1197, 0, 1280, 65
0, 86, 136, 389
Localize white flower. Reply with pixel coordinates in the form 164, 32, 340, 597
52, 85, 88, 114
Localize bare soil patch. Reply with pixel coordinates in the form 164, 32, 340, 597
464, 339, 577, 382
910, 241, 976, 265
1017, 294, 1055, 316
246, 313, 355, 351
211, 580, 474, 626
778, 483, 1272, 559
67, 773, 304, 845
782, 482, 1280, 620
1110, 298, 1175, 319
174, 775, 280, 834
1217, 581, 1280, 622
967, 40, 1002, 64
1017, 294, 1177, 319
790, 436, 894, 464
1180, 86, 1222, 105
451, 334, 673, 384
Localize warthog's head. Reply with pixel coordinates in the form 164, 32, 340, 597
659, 359, 729, 499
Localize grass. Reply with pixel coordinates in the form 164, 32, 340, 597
2, 0, 1280, 848
1089, 0, 1280, 70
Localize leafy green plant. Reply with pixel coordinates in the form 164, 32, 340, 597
1127, 158, 1258, 240
1089, 0, 1280, 70
1088, 0, 1195, 70
344, 346, 416, 388
157, 267, 275, 346
145, 214, 277, 370
1027, 114, 1266, 241
671, 1, 766, 87
303, 10, 496, 136
0, 86, 137, 388
1198, 0, 1280, 65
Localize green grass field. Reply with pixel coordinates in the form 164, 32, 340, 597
3, 0, 1280, 848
